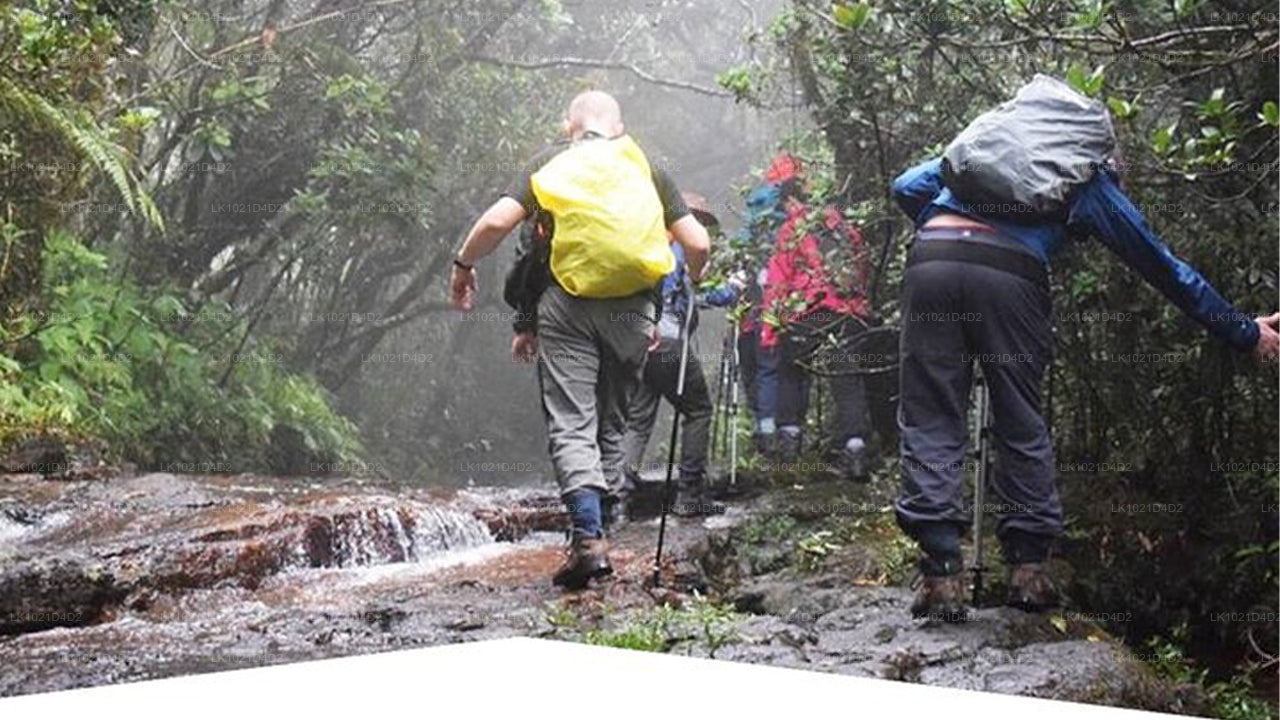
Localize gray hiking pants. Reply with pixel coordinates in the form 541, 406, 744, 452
894, 229, 1063, 542
537, 285, 655, 498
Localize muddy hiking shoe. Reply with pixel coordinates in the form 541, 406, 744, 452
1005, 563, 1061, 612
671, 474, 724, 517
552, 537, 613, 590
838, 439, 869, 483
672, 489, 724, 518
910, 572, 969, 623
752, 431, 775, 459
777, 430, 802, 465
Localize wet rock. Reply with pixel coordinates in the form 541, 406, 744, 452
470, 496, 568, 541
442, 616, 486, 632
719, 578, 1200, 712
0, 438, 109, 480
361, 607, 408, 632
0, 471, 1207, 715
732, 577, 844, 622
1, 437, 68, 475
0, 558, 128, 635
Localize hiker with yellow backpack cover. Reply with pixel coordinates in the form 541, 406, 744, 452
451, 91, 710, 590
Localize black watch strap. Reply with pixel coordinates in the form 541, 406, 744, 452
453, 258, 474, 271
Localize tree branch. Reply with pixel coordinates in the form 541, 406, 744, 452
467, 55, 732, 98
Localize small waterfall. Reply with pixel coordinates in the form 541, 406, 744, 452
408, 506, 493, 555
316, 504, 493, 569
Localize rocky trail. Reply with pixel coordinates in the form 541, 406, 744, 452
0, 469, 1203, 714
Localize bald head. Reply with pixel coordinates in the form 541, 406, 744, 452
565, 91, 624, 140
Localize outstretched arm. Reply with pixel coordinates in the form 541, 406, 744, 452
451, 197, 527, 310
1071, 173, 1275, 361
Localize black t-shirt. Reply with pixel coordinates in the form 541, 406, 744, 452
502, 137, 691, 230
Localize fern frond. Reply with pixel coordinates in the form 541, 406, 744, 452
0, 75, 165, 231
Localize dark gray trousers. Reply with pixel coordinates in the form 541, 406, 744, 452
777, 315, 871, 446
894, 235, 1062, 544
620, 337, 714, 489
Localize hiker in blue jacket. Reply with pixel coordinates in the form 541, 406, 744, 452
615, 194, 743, 521
892, 157, 1279, 622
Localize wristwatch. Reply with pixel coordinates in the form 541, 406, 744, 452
453, 258, 474, 271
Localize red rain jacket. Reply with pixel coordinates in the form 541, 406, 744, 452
761, 202, 870, 348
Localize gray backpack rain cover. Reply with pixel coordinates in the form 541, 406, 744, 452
941, 74, 1116, 218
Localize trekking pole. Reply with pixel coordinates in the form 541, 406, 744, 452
720, 326, 737, 458
710, 328, 732, 460
728, 317, 741, 486
970, 369, 993, 605
709, 352, 724, 462
653, 286, 697, 589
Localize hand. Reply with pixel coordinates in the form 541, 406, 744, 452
648, 326, 661, 353
511, 332, 538, 363
687, 263, 707, 284
450, 264, 476, 311
1252, 315, 1279, 366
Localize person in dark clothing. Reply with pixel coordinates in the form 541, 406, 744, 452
617, 195, 741, 520
891, 157, 1279, 622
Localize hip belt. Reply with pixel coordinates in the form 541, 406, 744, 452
908, 229, 1048, 289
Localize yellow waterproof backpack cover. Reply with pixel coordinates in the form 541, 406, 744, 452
531, 135, 674, 298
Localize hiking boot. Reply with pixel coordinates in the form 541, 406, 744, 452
777, 430, 801, 466
753, 431, 775, 459
910, 572, 969, 623
552, 537, 613, 590
839, 439, 869, 483
1005, 563, 1061, 612
672, 476, 724, 517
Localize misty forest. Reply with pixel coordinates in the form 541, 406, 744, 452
1, 1, 1277, 716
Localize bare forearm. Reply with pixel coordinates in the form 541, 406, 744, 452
457, 197, 527, 265
458, 220, 509, 265
671, 215, 711, 280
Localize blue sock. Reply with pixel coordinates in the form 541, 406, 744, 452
564, 488, 603, 540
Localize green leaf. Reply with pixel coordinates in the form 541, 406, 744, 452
1200, 88, 1226, 118
153, 295, 186, 320
1085, 66, 1106, 96
1072, 0, 1109, 28
1152, 126, 1172, 156
1066, 65, 1104, 97
1107, 96, 1134, 120
1260, 101, 1279, 127
118, 106, 160, 131
832, 2, 871, 30
1049, 614, 1068, 633
1066, 66, 1087, 94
